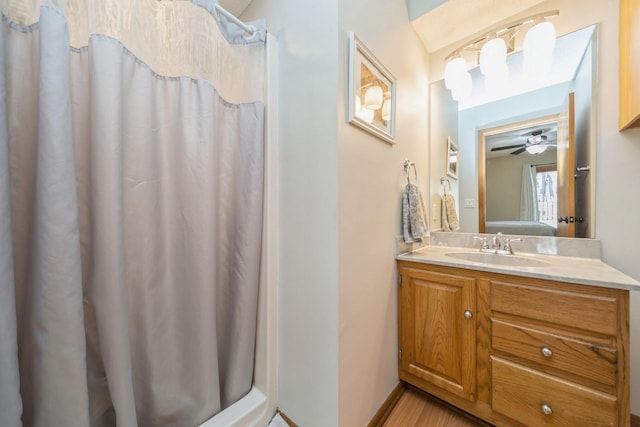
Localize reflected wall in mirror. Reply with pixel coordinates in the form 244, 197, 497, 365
430, 24, 597, 238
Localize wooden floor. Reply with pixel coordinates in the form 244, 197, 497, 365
382, 387, 491, 427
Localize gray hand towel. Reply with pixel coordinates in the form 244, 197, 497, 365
441, 193, 460, 232
403, 183, 428, 243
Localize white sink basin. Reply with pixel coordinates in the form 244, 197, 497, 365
445, 252, 551, 268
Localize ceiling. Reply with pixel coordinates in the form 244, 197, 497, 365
219, 0, 253, 17
410, 0, 548, 53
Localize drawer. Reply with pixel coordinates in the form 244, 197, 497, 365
492, 319, 617, 386
490, 281, 618, 335
492, 357, 617, 426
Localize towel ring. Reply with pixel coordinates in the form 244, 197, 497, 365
440, 176, 451, 193
404, 158, 418, 185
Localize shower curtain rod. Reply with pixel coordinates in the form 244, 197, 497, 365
212, 2, 256, 36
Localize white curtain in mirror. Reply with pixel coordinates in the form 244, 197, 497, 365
520, 164, 539, 221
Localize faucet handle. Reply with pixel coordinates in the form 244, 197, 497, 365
473, 236, 489, 250
503, 237, 522, 254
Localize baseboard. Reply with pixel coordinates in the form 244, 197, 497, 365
367, 382, 407, 427
631, 413, 640, 427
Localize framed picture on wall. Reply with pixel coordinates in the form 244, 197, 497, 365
446, 137, 458, 179
347, 32, 397, 144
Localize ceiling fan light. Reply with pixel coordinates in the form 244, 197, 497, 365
364, 85, 383, 110
444, 57, 467, 90
480, 37, 507, 76
526, 144, 548, 154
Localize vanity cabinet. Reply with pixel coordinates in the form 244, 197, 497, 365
397, 260, 630, 427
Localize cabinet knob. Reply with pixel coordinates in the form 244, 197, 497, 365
541, 403, 553, 416
541, 346, 553, 357
464, 310, 473, 319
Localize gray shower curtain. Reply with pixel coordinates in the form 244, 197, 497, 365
0, 2, 266, 426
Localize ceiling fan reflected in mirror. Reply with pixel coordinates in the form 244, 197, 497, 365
491, 130, 556, 155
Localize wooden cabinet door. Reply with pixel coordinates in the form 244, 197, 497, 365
619, 0, 640, 130
399, 266, 476, 401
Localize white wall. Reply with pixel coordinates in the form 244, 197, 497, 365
486, 150, 557, 221
241, 2, 340, 426
242, 1, 430, 425
337, 2, 430, 426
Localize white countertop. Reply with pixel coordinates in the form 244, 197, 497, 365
397, 245, 640, 291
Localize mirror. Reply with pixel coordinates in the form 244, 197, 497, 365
430, 24, 597, 238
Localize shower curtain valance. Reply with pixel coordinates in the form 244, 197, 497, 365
2, 0, 266, 104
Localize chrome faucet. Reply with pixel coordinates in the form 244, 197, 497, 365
491, 232, 503, 250
474, 232, 522, 255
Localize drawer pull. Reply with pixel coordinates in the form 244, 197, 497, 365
464, 310, 473, 319
541, 346, 553, 358
541, 403, 553, 416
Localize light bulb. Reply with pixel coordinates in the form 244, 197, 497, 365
451, 71, 472, 101
480, 37, 507, 77
523, 21, 556, 79
364, 85, 383, 110
444, 57, 467, 90
484, 62, 509, 94
355, 95, 374, 123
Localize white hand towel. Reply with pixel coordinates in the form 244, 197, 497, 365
403, 183, 428, 243
441, 193, 460, 232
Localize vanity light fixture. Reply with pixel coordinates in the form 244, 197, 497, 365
443, 10, 559, 101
